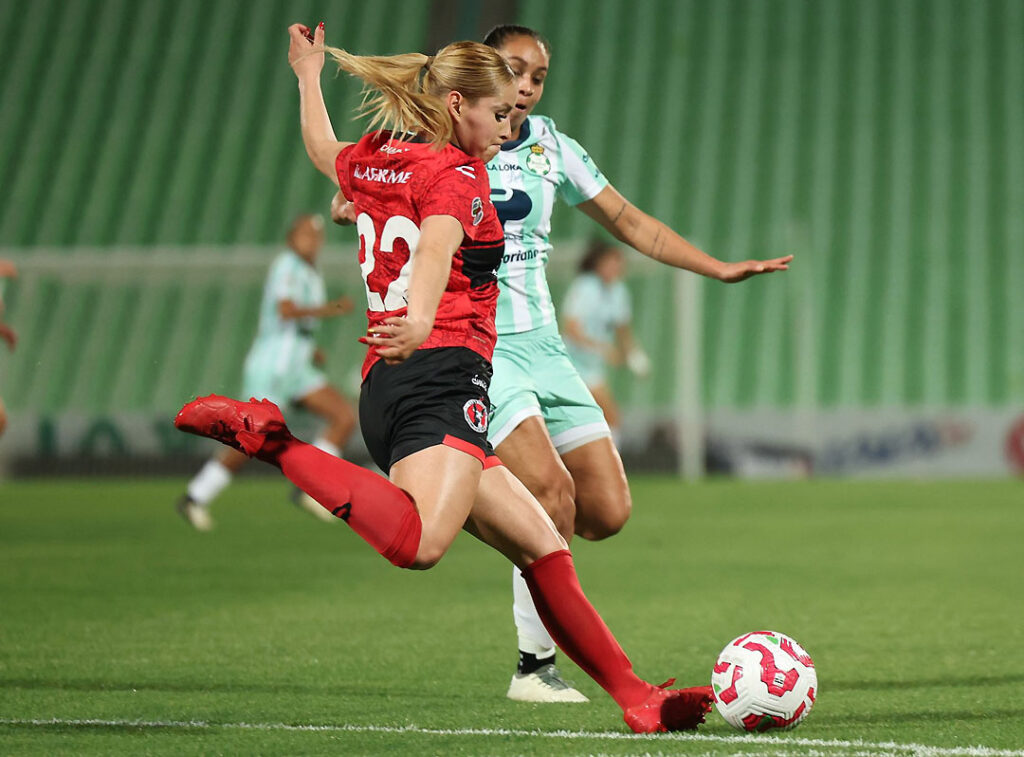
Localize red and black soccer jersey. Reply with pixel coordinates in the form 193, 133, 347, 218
336, 132, 505, 378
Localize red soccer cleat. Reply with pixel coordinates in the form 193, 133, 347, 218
623, 679, 715, 733
174, 395, 289, 458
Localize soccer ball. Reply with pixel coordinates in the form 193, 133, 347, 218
711, 630, 817, 732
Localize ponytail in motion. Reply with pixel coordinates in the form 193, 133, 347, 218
323, 41, 515, 148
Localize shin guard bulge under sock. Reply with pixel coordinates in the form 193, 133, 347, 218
274, 440, 421, 568
521, 549, 652, 710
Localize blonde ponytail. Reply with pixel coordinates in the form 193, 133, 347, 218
323, 41, 514, 149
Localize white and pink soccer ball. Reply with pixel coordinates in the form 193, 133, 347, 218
711, 631, 817, 732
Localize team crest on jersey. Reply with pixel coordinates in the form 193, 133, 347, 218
526, 145, 551, 176
471, 196, 484, 226
463, 399, 488, 432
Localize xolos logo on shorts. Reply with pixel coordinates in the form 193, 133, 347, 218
463, 399, 488, 433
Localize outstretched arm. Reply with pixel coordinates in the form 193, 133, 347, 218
578, 185, 792, 283
278, 296, 354, 320
288, 23, 352, 186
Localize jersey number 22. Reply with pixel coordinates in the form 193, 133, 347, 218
356, 213, 420, 312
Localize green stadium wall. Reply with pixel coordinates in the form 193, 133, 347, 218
0, 0, 1021, 474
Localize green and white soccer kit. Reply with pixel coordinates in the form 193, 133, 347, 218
486, 115, 611, 453
562, 273, 632, 388
242, 250, 327, 407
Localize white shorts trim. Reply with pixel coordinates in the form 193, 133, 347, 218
549, 421, 611, 455
489, 406, 542, 449
295, 377, 330, 404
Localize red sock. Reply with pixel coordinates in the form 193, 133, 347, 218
521, 549, 653, 710
271, 439, 421, 568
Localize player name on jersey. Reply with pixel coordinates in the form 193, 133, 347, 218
353, 165, 413, 184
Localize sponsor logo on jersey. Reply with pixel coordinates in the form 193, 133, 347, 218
490, 187, 532, 225
455, 165, 476, 179
354, 165, 412, 184
471, 375, 488, 390
379, 143, 409, 155
487, 163, 522, 172
502, 249, 539, 264
471, 197, 484, 226
463, 399, 488, 433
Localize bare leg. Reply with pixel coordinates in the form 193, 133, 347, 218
217, 447, 249, 472
299, 384, 357, 449
561, 437, 632, 541
587, 382, 621, 431
388, 445, 482, 568
494, 416, 576, 539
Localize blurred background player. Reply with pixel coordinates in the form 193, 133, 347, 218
176, 214, 356, 531
561, 240, 650, 443
0, 259, 17, 438
482, 25, 792, 702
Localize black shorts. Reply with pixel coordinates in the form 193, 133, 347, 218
359, 347, 502, 473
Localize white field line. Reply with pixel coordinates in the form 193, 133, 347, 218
0, 718, 1022, 757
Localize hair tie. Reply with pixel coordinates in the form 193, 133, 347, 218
423, 55, 434, 72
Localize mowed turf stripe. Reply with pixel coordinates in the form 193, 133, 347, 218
1, 718, 1022, 757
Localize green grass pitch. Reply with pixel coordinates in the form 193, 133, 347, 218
1, 476, 1022, 755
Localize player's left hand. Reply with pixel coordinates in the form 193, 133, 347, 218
288, 22, 325, 80
359, 316, 431, 365
715, 254, 793, 283
330, 191, 356, 226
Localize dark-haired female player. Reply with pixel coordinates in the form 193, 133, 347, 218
481, 25, 792, 702
175, 21, 713, 733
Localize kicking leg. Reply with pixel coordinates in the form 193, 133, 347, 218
293, 384, 359, 522
175, 395, 423, 567
464, 466, 712, 730
175, 395, 486, 569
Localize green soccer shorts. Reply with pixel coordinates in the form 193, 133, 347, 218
242, 340, 327, 408
487, 323, 610, 454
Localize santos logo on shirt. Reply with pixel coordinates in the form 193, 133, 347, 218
354, 165, 412, 184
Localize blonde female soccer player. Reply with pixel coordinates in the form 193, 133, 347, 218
175, 21, 713, 733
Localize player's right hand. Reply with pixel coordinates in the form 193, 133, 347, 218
288, 22, 325, 79
329, 295, 355, 315
360, 316, 431, 365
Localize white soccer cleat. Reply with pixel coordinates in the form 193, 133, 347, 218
292, 489, 337, 523
176, 496, 214, 532
506, 664, 589, 703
